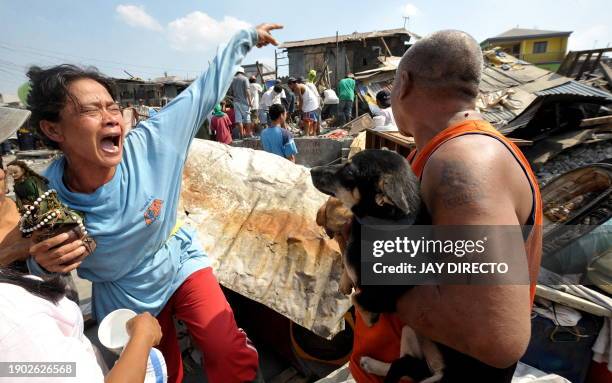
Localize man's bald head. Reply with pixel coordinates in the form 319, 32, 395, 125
398, 30, 483, 99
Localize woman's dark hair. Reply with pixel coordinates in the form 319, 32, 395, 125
7, 160, 49, 185
26, 64, 116, 148
0, 267, 66, 304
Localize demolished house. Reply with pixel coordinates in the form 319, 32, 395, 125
557, 47, 612, 92
279, 28, 419, 86
357, 47, 612, 140
113, 76, 193, 107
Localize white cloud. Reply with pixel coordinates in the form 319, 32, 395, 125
116, 4, 163, 31
568, 25, 611, 50
401, 3, 419, 17
167, 12, 251, 52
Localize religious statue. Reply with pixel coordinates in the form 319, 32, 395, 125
6, 160, 96, 254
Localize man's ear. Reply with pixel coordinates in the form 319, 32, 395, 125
398, 70, 413, 100
39, 120, 64, 145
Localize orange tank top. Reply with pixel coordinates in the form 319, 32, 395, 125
349, 119, 543, 383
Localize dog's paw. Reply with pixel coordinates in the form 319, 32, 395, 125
359, 356, 376, 374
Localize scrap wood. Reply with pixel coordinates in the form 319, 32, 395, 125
348, 131, 366, 158
524, 128, 599, 167
340, 114, 374, 135
536, 285, 611, 318
580, 115, 612, 127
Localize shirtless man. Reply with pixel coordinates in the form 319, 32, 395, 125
288, 77, 320, 136
348, 30, 543, 382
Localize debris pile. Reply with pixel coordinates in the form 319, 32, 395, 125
536, 141, 612, 185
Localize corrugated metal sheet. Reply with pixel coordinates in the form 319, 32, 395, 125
501, 100, 543, 133
535, 81, 612, 99
481, 108, 517, 126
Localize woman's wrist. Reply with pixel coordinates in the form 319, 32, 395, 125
128, 331, 157, 349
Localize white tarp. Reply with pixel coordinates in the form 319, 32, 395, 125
0, 106, 30, 143
180, 139, 351, 338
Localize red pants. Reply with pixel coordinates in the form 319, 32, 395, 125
157, 267, 259, 383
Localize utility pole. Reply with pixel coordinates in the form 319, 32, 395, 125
403, 16, 409, 29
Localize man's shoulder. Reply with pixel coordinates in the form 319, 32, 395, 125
421, 133, 533, 215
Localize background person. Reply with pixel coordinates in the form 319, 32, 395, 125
300, 76, 322, 134
121, 101, 138, 136
260, 84, 285, 127
230, 67, 252, 138
0, 267, 162, 383
288, 77, 319, 136
248, 76, 263, 134
136, 99, 149, 122
375, 89, 396, 127
337, 73, 355, 125
210, 104, 233, 145
24, 23, 282, 383
260, 104, 298, 163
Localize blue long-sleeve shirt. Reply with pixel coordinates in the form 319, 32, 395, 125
28, 28, 259, 321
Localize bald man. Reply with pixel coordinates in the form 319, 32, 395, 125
348, 30, 543, 382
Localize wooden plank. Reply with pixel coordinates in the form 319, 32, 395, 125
366, 130, 531, 153
580, 115, 612, 127
599, 61, 612, 84
510, 138, 533, 147
536, 285, 611, 317
380, 37, 392, 57
576, 52, 594, 80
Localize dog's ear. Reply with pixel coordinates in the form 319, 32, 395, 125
316, 202, 328, 227
377, 172, 420, 214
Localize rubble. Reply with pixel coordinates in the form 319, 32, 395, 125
535, 141, 612, 186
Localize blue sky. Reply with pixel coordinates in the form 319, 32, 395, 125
0, 0, 611, 96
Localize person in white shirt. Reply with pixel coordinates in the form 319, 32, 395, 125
288, 77, 320, 136
375, 89, 396, 127
248, 76, 263, 132
299, 76, 322, 134
0, 268, 162, 383
259, 84, 285, 127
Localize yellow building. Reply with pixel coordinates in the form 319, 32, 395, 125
481, 28, 572, 71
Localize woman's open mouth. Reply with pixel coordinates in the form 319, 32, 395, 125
100, 134, 121, 154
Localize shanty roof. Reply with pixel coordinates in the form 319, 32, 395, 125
482, 28, 572, 44
243, 62, 274, 74
279, 28, 419, 49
